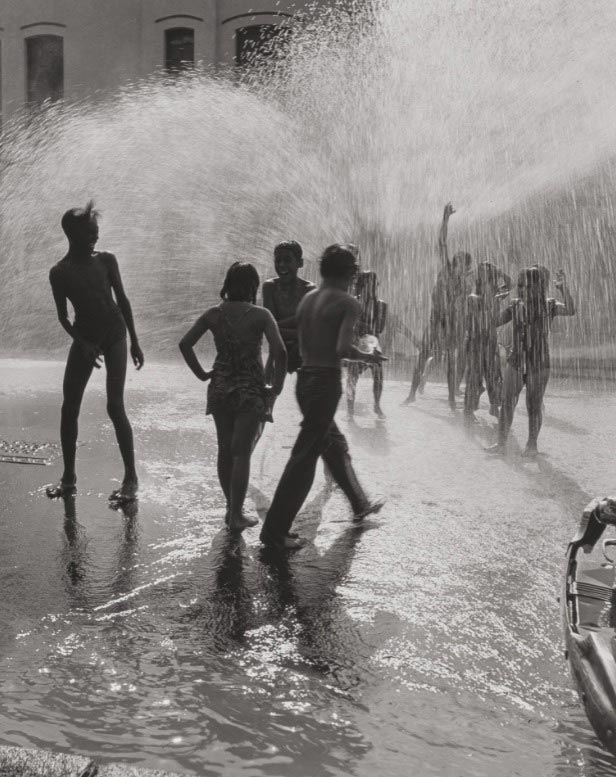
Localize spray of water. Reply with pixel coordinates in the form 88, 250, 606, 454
2, 0, 616, 364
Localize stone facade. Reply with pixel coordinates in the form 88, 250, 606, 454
0, 0, 330, 123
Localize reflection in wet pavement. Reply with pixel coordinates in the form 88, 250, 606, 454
2, 360, 616, 775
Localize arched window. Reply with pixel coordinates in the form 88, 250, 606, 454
165, 27, 195, 72
235, 24, 285, 67
26, 34, 63, 105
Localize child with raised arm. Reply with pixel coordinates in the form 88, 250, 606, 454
487, 266, 575, 456
179, 262, 287, 532
260, 244, 385, 551
47, 202, 144, 501
262, 241, 315, 376
404, 203, 473, 409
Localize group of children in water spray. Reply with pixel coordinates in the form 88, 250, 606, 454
45, 200, 575, 549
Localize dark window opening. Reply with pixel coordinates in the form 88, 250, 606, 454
235, 24, 287, 67
26, 34, 64, 105
165, 27, 195, 72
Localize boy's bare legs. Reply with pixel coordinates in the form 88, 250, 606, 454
404, 327, 431, 404
487, 364, 523, 453
346, 362, 360, 419
446, 346, 457, 411
105, 339, 138, 500
464, 346, 481, 423
524, 368, 550, 457
47, 342, 94, 497
373, 362, 385, 418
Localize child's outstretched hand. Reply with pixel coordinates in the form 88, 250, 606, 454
131, 342, 145, 370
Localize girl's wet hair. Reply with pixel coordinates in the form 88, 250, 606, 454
61, 200, 99, 238
274, 240, 303, 267
220, 261, 260, 304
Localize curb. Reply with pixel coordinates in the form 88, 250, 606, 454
0, 746, 188, 777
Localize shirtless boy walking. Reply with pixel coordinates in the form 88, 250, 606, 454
47, 202, 144, 501
260, 244, 385, 550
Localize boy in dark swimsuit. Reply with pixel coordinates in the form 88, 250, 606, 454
47, 202, 144, 501
345, 270, 388, 419
262, 241, 315, 376
260, 244, 385, 551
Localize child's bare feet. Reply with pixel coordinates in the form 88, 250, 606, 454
46, 479, 76, 499
260, 532, 304, 550
228, 513, 259, 532
109, 477, 138, 502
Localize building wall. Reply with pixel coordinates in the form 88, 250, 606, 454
0, 0, 330, 124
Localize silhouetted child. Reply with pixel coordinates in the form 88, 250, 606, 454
463, 261, 512, 422
404, 203, 473, 409
262, 240, 315, 376
345, 270, 388, 419
47, 201, 144, 501
487, 266, 575, 456
179, 262, 287, 532
260, 244, 385, 551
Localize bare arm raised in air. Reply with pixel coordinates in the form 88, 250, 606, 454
439, 202, 455, 268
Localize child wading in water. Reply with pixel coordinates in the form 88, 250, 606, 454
262, 240, 315, 377
463, 261, 512, 423
47, 202, 144, 501
345, 270, 388, 419
404, 203, 473, 409
260, 244, 385, 551
488, 266, 575, 456
179, 262, 287, 532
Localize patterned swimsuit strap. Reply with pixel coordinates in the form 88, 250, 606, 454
218, 305, 253, 339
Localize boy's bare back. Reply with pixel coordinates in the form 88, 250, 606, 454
298, 287, 360, 368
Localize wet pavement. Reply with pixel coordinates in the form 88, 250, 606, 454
2, 358, 616, 776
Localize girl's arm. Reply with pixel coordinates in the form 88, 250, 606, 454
262, 309, 287, 396
179, 312, 213, 381
106, 253, 144, 368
